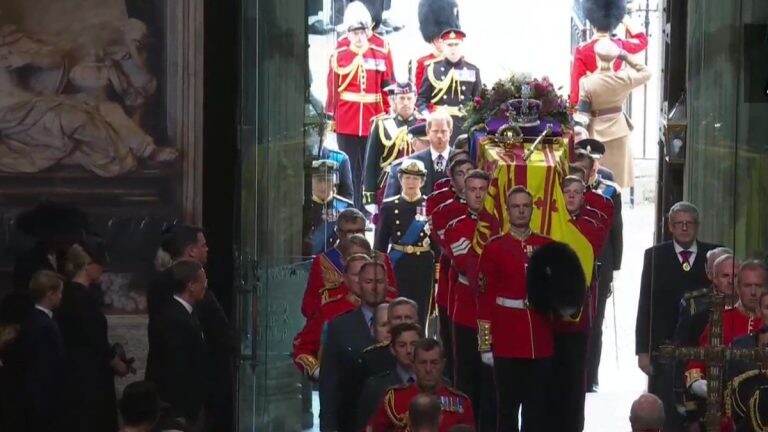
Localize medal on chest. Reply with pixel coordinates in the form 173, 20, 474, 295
439, 395, 464, 413
323, 206, 339, 223
682, 262, 691, 272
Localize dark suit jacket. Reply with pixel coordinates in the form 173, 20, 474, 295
148, 299, 209, 422
56, 281, 118, 432
635, 240, 718, 355
319, 307, 376, 432
356, 368, 408, 430
20, 307, 66, 431
383, 148, 452, 198
146, 268, 236, 392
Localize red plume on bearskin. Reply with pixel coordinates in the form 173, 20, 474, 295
526, 241, 586, 316
583, 0, 626, 33
418, 0, 460, 43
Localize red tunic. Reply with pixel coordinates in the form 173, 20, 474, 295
336, 33, 394, 113
584, 190, 613, 229
431, 197, 468, 311
326, 41, 393, 137
569, 30, 649, 105
301, 248, 398, 320
367, 383, 475, 432
684, 307, 763, 387
292, 289, 359, 374
477, 232, 554, 358
444, 213, 480, 328
412, 51, 442, 112
426, 185, 455, 217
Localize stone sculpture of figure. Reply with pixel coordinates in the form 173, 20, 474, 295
0, 14, 177, 177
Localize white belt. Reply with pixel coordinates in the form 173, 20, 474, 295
457, 274, 469, 285
495, 297, 528, 309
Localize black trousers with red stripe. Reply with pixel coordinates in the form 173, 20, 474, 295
337, 133, 367, 211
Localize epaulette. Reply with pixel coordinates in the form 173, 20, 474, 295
370, 44, 389, 54
682, 288, 710, 302
485, 233, 506, 245
445, 385, 469, 399
372, 112, 392, 122
362, 341, 390, 353
334, 195, 353, 205
383, 195, 399, 203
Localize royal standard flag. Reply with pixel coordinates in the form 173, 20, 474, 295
472, 135, 595, 285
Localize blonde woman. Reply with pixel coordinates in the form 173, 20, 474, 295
56, 238, 130, 431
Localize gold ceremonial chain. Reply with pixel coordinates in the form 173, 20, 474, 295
378, 124, 410, 168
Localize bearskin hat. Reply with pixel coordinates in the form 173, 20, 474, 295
583, 0, 626, 33
16, 201, 89, 240
418, 0, 460, 43
526, 241, 586, 316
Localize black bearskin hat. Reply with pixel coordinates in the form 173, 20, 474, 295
583, 0, 626, 33
16, 201, 89, 241
526, 241, 586, 316
418, 0, 460, 43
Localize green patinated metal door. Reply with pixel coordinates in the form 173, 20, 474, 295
235, 0, 311, 430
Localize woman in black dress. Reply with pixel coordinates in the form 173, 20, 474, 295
57, 237, 130, 432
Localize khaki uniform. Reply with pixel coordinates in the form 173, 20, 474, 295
577, 62, 651, 188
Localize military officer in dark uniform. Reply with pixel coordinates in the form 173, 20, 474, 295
417, 28, 481, 145
363, 82, 421, 207
375, 159, 437, 325
304, 160, 354, 256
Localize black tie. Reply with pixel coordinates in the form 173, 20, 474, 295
435, 154, 445, 172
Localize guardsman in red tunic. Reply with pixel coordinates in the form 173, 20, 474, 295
476, 186, 554, 431
685, 260, 767, 402
302, 209, 398, 320
427, 156, 472, 380
551, 176, 608, 432
367, 338, 475, 432
443, 169, 495, 431
293, 254, 370, 378
327, 1, 394, 210
569, 1, 648, 105
411, 0, 460, 111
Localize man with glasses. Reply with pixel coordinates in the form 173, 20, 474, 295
635, 201, 719, 431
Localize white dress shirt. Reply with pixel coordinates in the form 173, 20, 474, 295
35, 304, 53, 319
430, 146, 451, 172
173, 295, 194, 314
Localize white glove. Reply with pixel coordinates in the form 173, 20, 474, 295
690, 379, 708, 398
310, 367, 320, 381
480, 352, 494, 367
364, 204, 377, 215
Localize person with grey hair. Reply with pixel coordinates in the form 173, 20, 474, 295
629, 393, 665, 432
635, 201, 719, 430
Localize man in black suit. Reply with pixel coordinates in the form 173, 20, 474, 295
357, 322, 422, 429
635, 201, 718, 431
20, 270, 66, 432
384, 111, 454, 198
146, 224, 236, 431
320, 260, 388, 432
148, 260, 209, 428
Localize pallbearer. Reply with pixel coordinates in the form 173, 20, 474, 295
304, 160, 354, 256
326, 1, 393, 210
363, 82, 421, 209
375, 159, 437, 325
417, 28, 481, 145
443, 169, 496, 431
